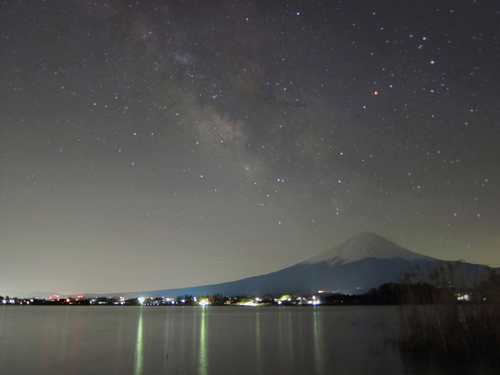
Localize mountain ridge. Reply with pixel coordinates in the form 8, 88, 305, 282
303, 232, 435, 266
98, 231, 448, 297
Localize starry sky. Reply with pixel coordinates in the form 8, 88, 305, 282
1, 0, 499, 296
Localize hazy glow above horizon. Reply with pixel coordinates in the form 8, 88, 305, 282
0, 1, 499, 296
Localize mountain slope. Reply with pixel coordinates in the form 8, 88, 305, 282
107, 232, 447, 297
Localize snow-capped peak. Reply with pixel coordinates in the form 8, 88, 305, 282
303, 232, 434, 266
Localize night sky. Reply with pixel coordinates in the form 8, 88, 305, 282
1, 1, 499, 296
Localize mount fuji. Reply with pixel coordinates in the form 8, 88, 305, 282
111, 232, 450, 297
302, 231, 435, 266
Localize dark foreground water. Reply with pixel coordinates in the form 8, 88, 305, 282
0, 305, 405, 374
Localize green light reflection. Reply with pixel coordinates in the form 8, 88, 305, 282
198, 307, 208, 375
135, 308, 144, 375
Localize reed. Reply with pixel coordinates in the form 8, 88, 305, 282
398, 284, 500, 371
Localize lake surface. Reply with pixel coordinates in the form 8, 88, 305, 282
1, 305, 405, 374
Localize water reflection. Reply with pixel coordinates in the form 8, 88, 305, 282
135, 307, 143, 375
313, 306, 324, 374
67, 307, 83, 374
39, 308, 56, 373
198, 306, 208, 375
255, 308, 262, 374
0, 305, 407, 374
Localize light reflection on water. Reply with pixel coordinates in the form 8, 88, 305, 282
313, 306, 324, 374
0, 305, 408, 375
135, 308, 143, 375
198, 306, 207, 375
255, 307, 262, 374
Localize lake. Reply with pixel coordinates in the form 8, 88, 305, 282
1, 305, 406, 374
